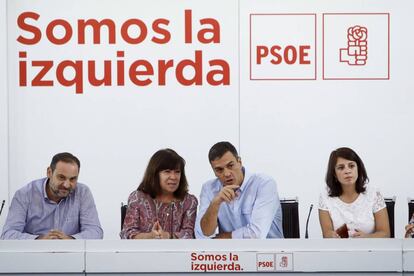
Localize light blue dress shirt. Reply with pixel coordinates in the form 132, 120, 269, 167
195, 168, 283, 239
1, 178, 103, 239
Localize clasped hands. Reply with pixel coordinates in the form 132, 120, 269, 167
36, 229, 74, 240
150, 221, 170, 239
329, 229, 369, 238
405, 224, 414, 238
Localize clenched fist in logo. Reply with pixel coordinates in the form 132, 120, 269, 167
340, 25, 368, 65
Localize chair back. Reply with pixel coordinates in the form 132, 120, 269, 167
281, 198, 300, 238
408, 198, 414, 222
121, 203, 127, 229
384, 197, 396, 238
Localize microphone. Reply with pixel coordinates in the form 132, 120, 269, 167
0, 200, 5, 216
305, 204, 313, 239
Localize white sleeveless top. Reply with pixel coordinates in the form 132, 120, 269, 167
318, 185, 386, 236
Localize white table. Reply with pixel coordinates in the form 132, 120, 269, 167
0, 240, 84, 275
0, 239, 407, 274
403, 238, 414, 272
85, 239, 402, 273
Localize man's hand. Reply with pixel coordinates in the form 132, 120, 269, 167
201, 184, 238, 236
201, 184, 240, 237
36, 229, 74, 240
214, 184, 239, 204
213, 232, 232, 239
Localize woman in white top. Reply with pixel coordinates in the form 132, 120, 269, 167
319, 147, 390, 238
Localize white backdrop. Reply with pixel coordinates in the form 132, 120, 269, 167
1, 0, 413, 239
240, 0, 414, 239
5, 0, 239, 239
0, 0, 8, 226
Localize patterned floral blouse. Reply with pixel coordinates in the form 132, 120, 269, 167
120, 190, 198, 239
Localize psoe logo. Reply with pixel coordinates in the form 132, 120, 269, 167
275, 253, 293, 271
323, 13, 389, 80
256, 253, 275, 271
339, 25, 368, 66
250, 13, 317, 80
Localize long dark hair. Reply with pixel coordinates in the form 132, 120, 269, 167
325, 147, 368, 197
138, 149, 188, 200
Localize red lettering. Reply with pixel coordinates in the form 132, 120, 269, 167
129, 60, 153, 86
184, 10, 192, 43
17, 12, 41, 45
257, 45, 312, 65
176, 50, 202, 86
121, 19, 147, 44
88, 60, 112, 86
19, 50, 230, 93
16, 12, 179, 46
158, 60, 174, 85
284, 45, 297, 65
77, 19, 116, 44
56, 60, 83, 93
19, 52, 27, 86
207, 59, 230, 85
194, 254, 227, 261
258, 261, 273, 267
299, 45, 311, 64
256, 45, 268, 64
31, 61, 54, 87
151, 19, 170, 44
185, 10, 220, 44
198, 18, 220, 44
270, 45, 282, 64
116, 51, 125, 86
46, 19, 73, 45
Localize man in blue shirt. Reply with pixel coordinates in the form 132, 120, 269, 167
1, 152, 103, 240
195, 142, 283, 239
